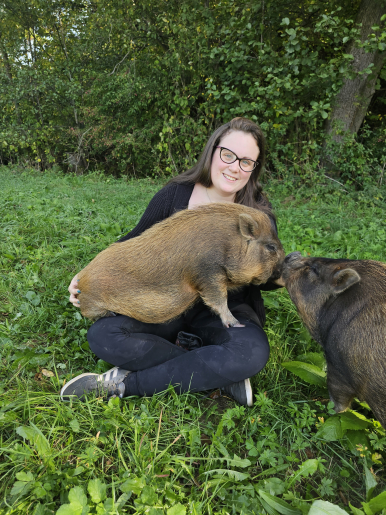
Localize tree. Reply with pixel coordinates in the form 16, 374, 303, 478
325, 0, 386, 141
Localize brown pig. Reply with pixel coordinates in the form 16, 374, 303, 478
77, 202, 284, 328
282, 251, 386, 427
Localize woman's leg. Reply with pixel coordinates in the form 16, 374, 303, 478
61, 315, 189, 401
123, 306, 269, 397
87, 315, 188, 370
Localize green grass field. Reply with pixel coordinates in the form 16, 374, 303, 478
1, 167, 386, 515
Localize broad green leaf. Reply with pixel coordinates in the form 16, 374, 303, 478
367, 491, 386, 513
88, 479, 107, 504
340, 412, 370, 432
165, 489, 179, 503
315, 416, 343, 441
120, 476, 146, 495
281, 361, 326, 387
34, 504, 46, 515
10, 480, 34, 497
70, 419, 80, 433
228, 454, 251, 468
16, 425, 35, 441
96, 498, 114, 515
203, 469, 249, 481
345, 429, 371, 456
362, 505, 373, 515
25, 291, 41, 306
364, 463, 378, 502
107, 396, 120, 409
70, 467, 85, 477
260, 498, 280, 515
261, 478, 285, 496
68, 486, 88, 507
33, 486, 47, 499
349, 503, 365, 515
149, 509, 164, 515
16, 471, 34, 482
308, 500, 348, 514
289, 459, 318, 485
141, 486, 158, 505
167, 504, 186, 515
56, 504, 83, 515
296, 352, 325, 369
258, 490, 302, 515
116, 493, 131, 508
16, 424, 51, 458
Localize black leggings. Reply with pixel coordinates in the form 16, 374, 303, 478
87, 302, 270, 397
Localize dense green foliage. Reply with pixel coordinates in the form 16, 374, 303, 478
1, 0, 386, 181
1, 168, 386, 514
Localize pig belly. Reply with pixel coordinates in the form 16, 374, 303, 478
93, 288, 198, 324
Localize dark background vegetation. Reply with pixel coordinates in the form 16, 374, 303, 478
0, 0, 385, 186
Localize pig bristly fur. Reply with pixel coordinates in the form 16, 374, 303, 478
77, 203, 284, 328
283, 253, 386, 427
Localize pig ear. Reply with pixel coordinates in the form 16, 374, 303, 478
332, 268, 360, 294
239, 214, 259, 240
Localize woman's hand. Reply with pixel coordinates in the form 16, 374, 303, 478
68, 274, 81, 308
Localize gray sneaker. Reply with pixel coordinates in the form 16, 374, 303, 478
60, 366, 130, 402
222, 378, 253, 407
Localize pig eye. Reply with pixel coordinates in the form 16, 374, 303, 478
310, 265, 319, 276
266, 244, 276, 252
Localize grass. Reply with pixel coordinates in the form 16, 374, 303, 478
0, 166, 386, 515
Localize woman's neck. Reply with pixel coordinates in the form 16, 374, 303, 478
205, 185, 236, 203
189, 183, 236, 209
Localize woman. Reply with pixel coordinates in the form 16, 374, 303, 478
61, 117, 280, 406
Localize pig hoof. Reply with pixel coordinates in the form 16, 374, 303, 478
232, 323, 245, 328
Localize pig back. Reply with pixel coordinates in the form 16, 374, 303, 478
323, 260, 386, 374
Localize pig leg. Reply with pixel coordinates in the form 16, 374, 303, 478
327, 365, 356, 413
199, 278, 241, 328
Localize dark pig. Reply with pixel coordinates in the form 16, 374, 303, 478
283, 251, 386, 427
77, 203, 284, 328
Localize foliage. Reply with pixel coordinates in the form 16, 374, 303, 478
1, 168, 386, 513
0, 0, 385, 180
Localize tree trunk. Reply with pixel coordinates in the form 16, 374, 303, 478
325, 0, 386, 141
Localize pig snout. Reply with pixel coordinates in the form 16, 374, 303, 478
284, 252, 302, 265
283, 252, 304, 271
281, 252, 303, 283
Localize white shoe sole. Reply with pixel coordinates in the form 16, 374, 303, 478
244, 378, 253, 407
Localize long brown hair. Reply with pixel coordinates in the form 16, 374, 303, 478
169, 117, 273, 217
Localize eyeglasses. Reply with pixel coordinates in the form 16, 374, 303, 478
216, 146, 259, 172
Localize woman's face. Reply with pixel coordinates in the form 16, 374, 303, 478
210, 130, 259, 197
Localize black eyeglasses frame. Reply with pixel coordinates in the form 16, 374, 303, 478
215, 146, 259, 173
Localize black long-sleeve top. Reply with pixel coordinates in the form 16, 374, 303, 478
119, 182, 278, 326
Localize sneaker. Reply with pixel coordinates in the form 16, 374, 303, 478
60, 366, 130, 402
222, 378, 253, 407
